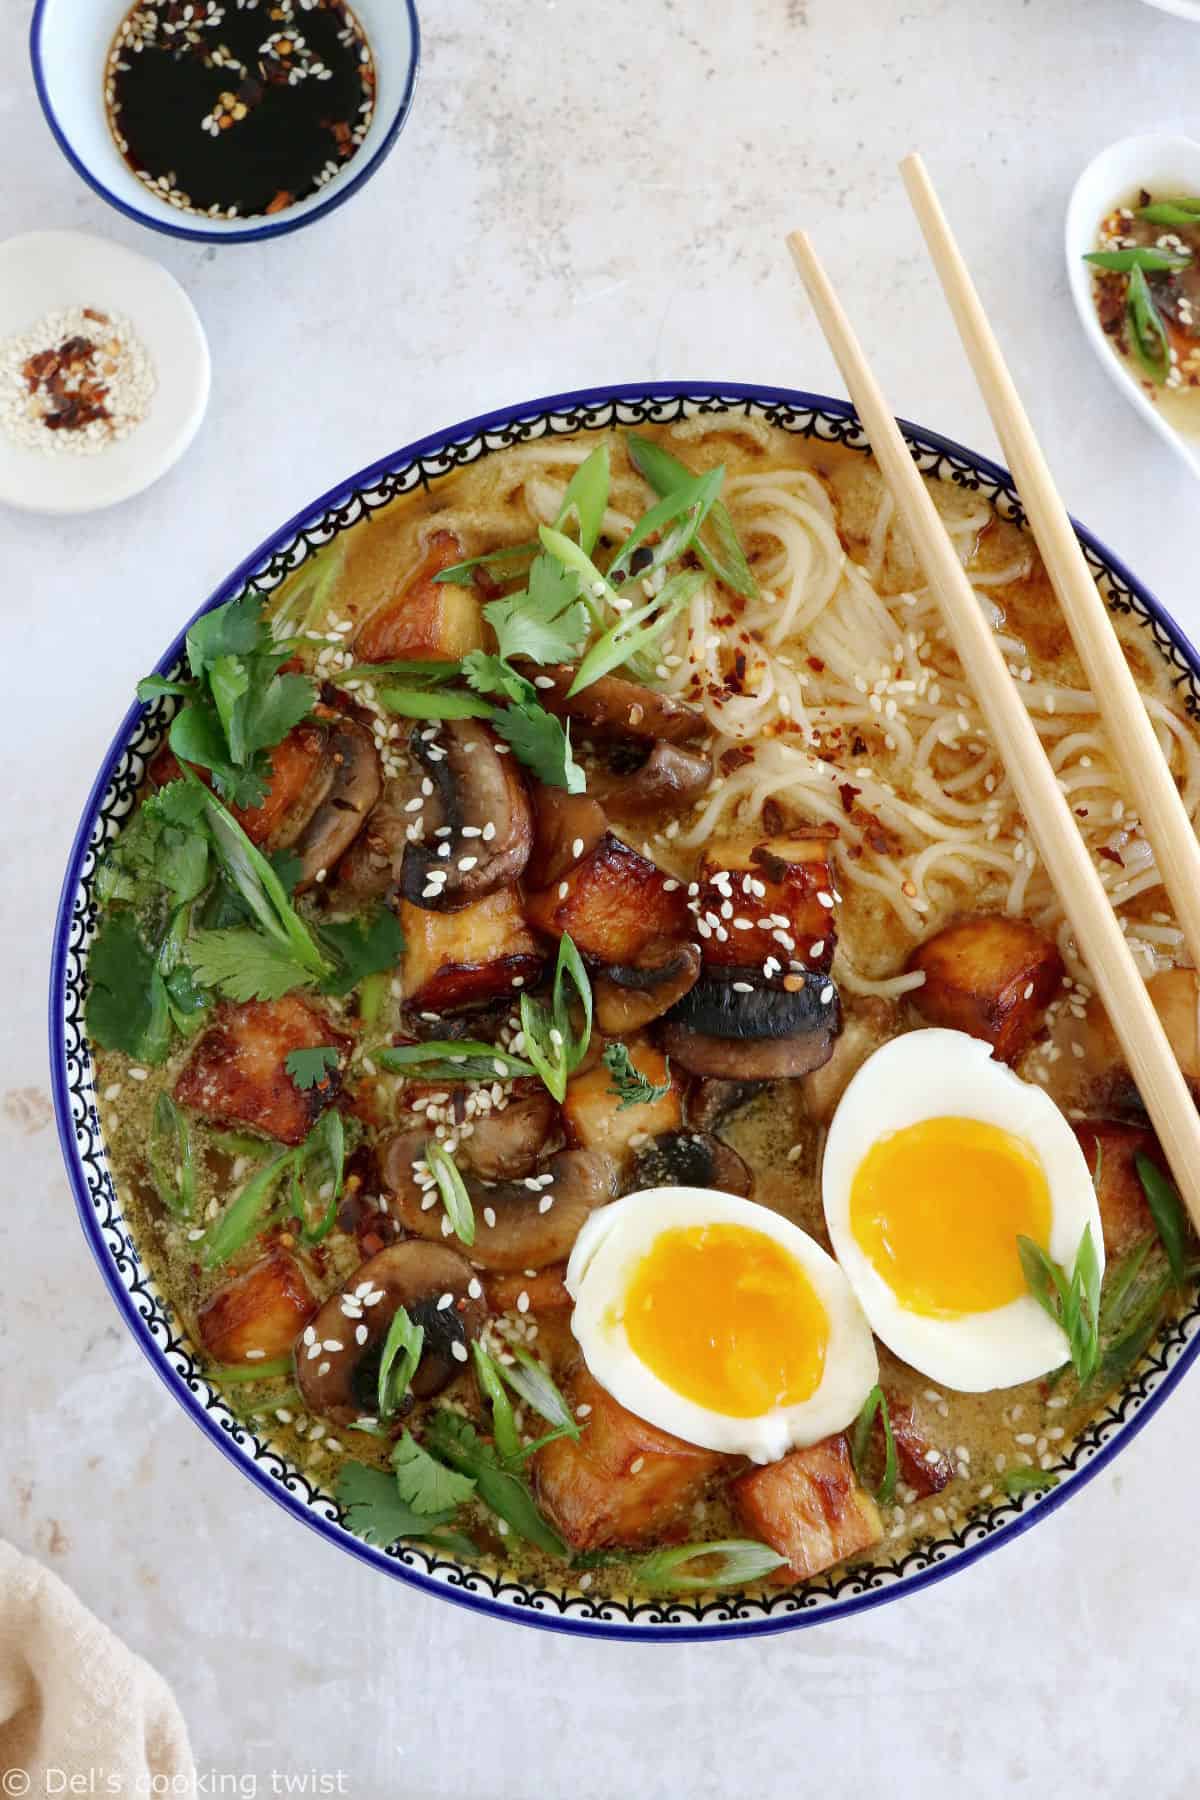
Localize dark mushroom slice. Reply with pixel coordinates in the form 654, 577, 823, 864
630, 1129, 753, 1198
295, 1242, 487, 1426
587, 742, 714, 819
686, 1077, 764, 1132
523, 665, 707, 744
380, 1128, 618, 1271
286, 715, 382, 891
594, 939, 702, 1035
400, 719, 533, 910
333, 774, 420, 903
662, 969, 841, 1081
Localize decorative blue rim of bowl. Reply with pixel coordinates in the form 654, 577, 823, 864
50, 381, 1200, 1641
28, 0, 421, 247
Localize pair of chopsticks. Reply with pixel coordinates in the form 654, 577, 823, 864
787, 154, 1200, 1231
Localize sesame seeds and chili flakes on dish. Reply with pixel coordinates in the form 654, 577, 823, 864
85, 418, 1200, 1604
1085, 189, 1200, 427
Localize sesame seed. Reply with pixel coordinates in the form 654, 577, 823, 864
451, 1341, 469, 1363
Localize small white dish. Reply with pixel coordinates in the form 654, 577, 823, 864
30, 0, 420, 247
1066, 131, 1200, 480
0, 230, 210, 515
1139, 0, 1200, 19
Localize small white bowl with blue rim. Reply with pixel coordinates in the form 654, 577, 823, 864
29, 0, 420, 246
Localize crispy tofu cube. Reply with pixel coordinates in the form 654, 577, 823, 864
399, 887, 544, 1013
533, 1364, 726, 1550
355, 530, 484, 664
562, 1043, 683, 1163
697, 836, 837, 974
730, 1436, 883, 1583
197, 1250, 317, 1365
907, 915, 1063, 1064
1073, 1117, 1165, 1258
149, 721, 326, 849
525, 833, 690, 963
885, 1397, 953, 1497
175, 996, 349, 1145
484, 1264, 572, 1316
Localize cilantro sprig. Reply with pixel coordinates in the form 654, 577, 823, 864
285, 1045, 342, 1092
602, 1042, 672, 1111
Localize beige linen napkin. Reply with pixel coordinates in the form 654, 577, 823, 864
0, 1541, 193, 1791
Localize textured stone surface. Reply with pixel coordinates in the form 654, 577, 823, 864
2, 0, 1198, 1790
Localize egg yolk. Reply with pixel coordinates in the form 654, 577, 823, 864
849, 1116, 1052, 1318
620, 1223, 828, 1417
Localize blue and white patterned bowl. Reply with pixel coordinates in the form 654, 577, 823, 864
49, 383, 1200, 1640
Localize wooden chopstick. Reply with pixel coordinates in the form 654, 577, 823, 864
786, 229, 1200, 1232
901, 150, 1200, 975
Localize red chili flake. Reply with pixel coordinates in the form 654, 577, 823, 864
838, 781, 862, 815
1097, 846, 1125, 866
851, 733, 868, 757
807, 656, 826, 673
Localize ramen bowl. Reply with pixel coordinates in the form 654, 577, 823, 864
30, 0, 420, 246
50, 382, 1200, 1640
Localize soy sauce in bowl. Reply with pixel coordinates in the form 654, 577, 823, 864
104, 1, 377, 224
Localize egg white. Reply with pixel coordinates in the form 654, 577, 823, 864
566, 1186, 879, 1464
822, 1028, 1105, 1392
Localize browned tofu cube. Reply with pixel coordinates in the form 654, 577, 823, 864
562, 1043, 683, 1163
886, 1397, 954, 1498
533, 1364, 726, 1550
197, 1250, 317, 1365
175, 996, 349, 1145
730, 1436, 883, 1583
355, 530, 484, 664
525, 833, 690, 963
149, 720, 326, 849
696, 836, 837, 975
399, 887, 544, 1013
1073, 1118, 1166, 1258
484, 1263, 572, 1316
907, 915, 1063, 1063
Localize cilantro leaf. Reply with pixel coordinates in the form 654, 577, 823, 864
424, 1410, 567, 1556
189, 928, 313, 1002
602, 1042, 672, 1111
96, 780, 210, 912
86, 911, 172, 1064
335, 1462, 459, 1548
461, 651, 538, 705
318, 906, 405, 996
285, 1045, 342, 1091
391, 1430, 477, 1514
483, 554, 589, 665
493, 700, 585, 793
169, 703, 269, 810
186, 592, 264, 677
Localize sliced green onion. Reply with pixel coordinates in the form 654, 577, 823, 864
1099, 1236, 1154, 1335
633, 1540, 786, 1593
471, 1343, 522, 1463
358, 970, 390, 1028
566, 572, 701, 696
201, 1148, 297, 1269
1084, 246, 1191, 272
1001, 1468, 1060, 1498
290, 1109, 345, 1244
205, 1357, 294, 1384
554, 444, 611, 555
196, 782, 331, 977
607, 464, 724, 585
425, 1141, 475, 1246
378, 1304, 425, 1420
1138, 198, 1200, 226
433, 542, 539, 587
519, 933, 592, 1103
377, 1041, 537, 1082
497, 1345, 581, 1439
1126, 264, 1171, 385
148, 1092, 195, 1219
376, 688, 496, 721
1135, 1154, 1189, 1288
334, 658, 463, 687
626, 434, 758, 598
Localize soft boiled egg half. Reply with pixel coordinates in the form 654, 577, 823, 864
823, 1028, 1104, 1392
566, 1186, 879, 1464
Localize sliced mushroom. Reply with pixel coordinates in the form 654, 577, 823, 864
524, 665, 707, 744
286, 716, 382, 890
294, 1242, 487, 1425
588, 742, 714, 818
457, 1089, 558, 1181
594, 940, 702, 1034
631, 1129, 753, 1198
662, 970, 841, 1080
400, 719, 533, 910
686, 1078, 764, 1132
380, 1127, 618, 1270
333, 775, 419, 903
527, 782, 608, 887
